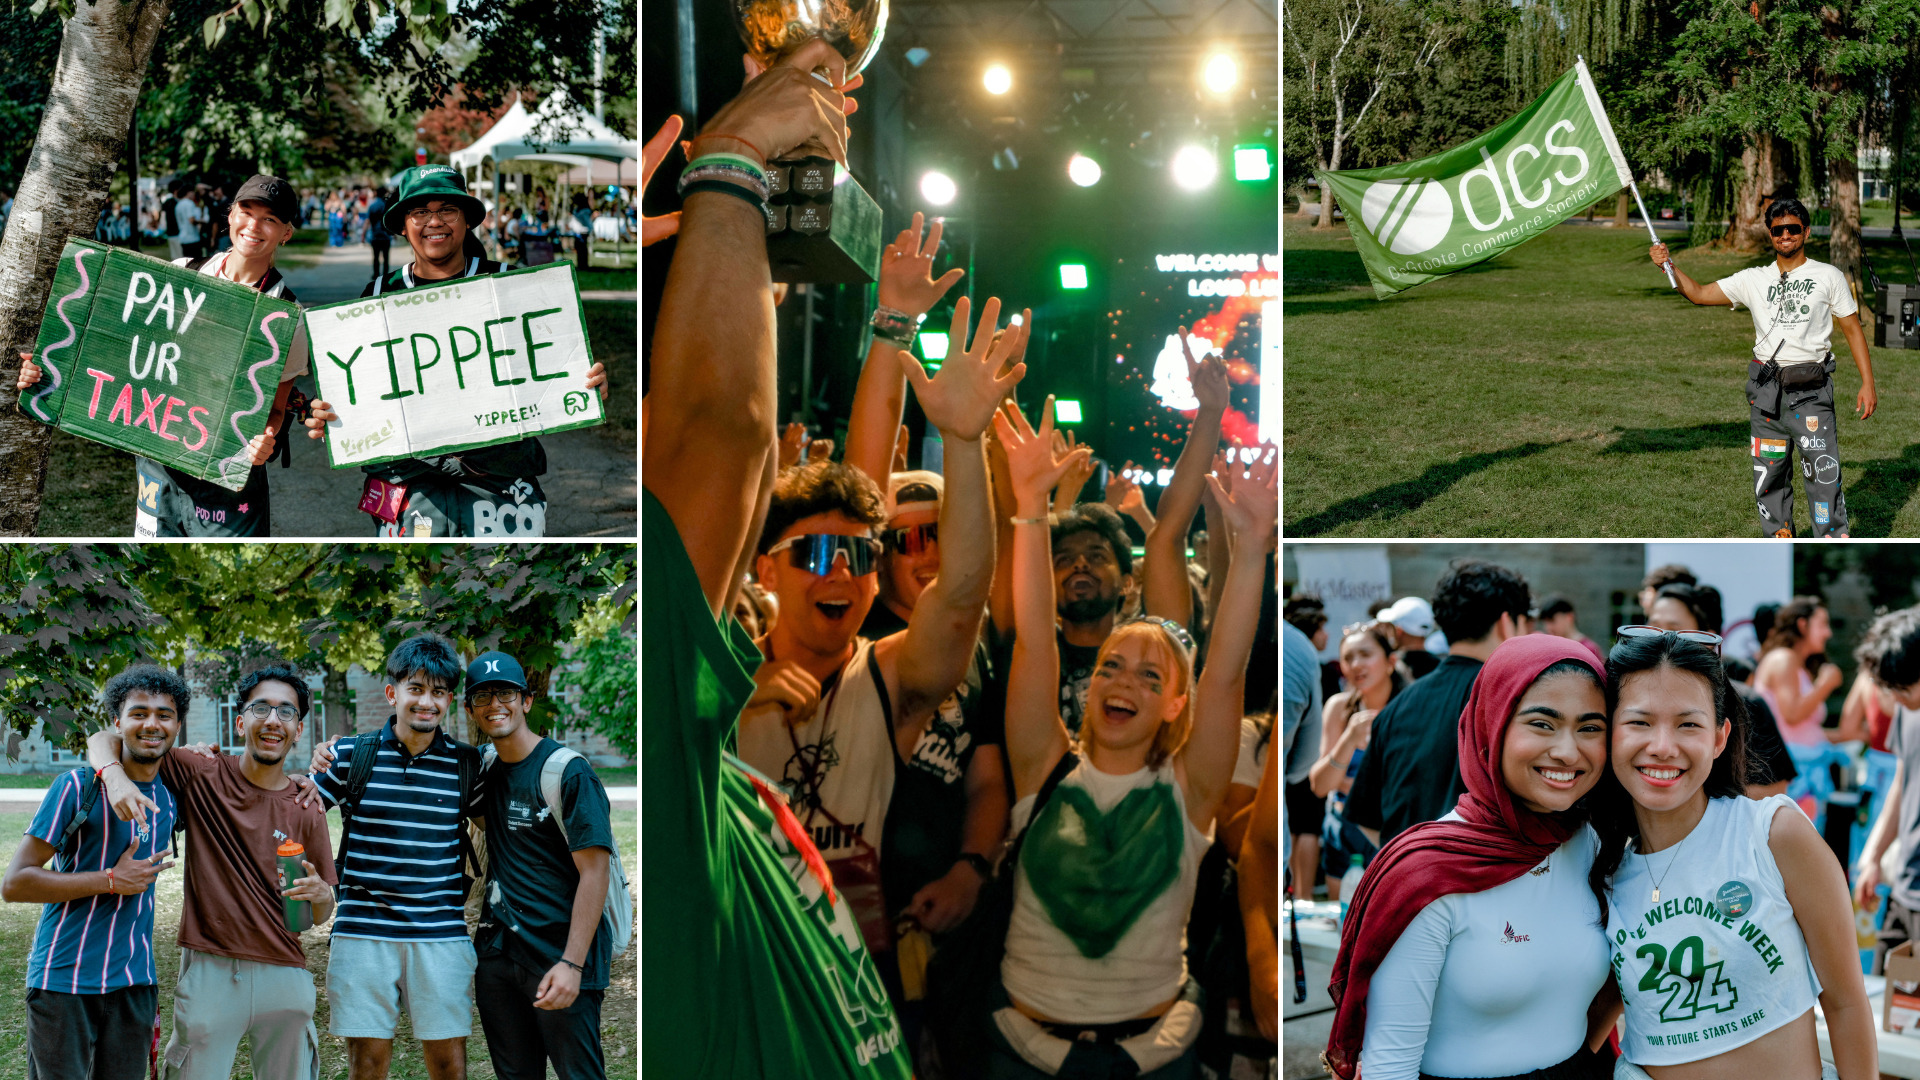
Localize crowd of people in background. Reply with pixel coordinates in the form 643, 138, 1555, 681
1279, 558, 1920, 1079
642, 39, 1280, 1079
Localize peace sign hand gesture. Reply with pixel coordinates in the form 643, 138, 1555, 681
904, 296, 1028, 441
1177, 324, 1231, 413
878, 211, 964, 317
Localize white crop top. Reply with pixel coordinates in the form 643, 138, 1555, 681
1361, 815, 1611, 1080
1607, 794, 1821, 1065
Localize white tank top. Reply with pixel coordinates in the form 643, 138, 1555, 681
735, 639, 895, 862
1001, 757, 1211, 1023
1606, 795, 1821, 1065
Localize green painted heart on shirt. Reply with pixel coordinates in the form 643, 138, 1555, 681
1021, 782, 1185, 958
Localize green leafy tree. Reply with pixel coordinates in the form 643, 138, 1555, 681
560, 624, 635, 758
0, 544, 164, 755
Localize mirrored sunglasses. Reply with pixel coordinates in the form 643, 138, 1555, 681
768, 534, 883, 577
883, 523, 939, 556
1613, 624, 1723, 647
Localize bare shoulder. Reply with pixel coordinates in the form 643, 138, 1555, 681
1764, 799, 1831, 867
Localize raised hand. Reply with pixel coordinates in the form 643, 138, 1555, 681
807, 437, 835, 462
702, 39, 860, 167
1105, 463, 1144, 514
1207, 446, 1278, 551
992, 397, 1092, 506
878, 211, 964, 317
778, 422, 807, 469
1178, 325, 1231, 413
1053, 431, 1097, 505
641, 115, 684, 248
905, 296, 1028, 441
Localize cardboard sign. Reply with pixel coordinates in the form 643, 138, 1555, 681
19, 239, 303, 491
1887, 940, 1920, 1034
304, 261, 603, 469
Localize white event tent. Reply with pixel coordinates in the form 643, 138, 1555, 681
450, 89, 639, 211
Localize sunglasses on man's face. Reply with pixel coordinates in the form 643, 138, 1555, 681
1770, 223, 1805, 237
883, 523, 939, 557
767, 534, 883, 577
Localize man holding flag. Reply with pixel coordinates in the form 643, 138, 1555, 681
1648, 197, 1875, 538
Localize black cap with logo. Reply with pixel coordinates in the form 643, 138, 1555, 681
232, 174, 299, 225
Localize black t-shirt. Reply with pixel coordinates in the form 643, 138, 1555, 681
358, 259, 545, 483
860, 603, 1007, 917
987, 626, 1100, 739
477, 739, 616, 988
1734, 682, 1798, 787
1343, 654, 1484, 844
1401, 649, 1440, 681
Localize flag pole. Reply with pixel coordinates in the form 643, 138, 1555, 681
1577, 54, 1676, 289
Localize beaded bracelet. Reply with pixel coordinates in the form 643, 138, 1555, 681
685, 152, 767, 184
679, 164, 770, 202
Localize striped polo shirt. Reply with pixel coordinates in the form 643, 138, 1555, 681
312, 720, 478, 941
25, 767, 178, 993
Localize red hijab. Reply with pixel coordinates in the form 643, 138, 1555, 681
1322, 634, 1606, 1079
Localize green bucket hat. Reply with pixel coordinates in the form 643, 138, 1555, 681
384, 164, 485, 235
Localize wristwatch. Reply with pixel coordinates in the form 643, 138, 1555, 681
957, 852, 992, 882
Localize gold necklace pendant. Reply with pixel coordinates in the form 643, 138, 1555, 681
1651, 887, 1660, 903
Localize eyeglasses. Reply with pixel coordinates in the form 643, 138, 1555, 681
469, 689, 522, 707
882, 523, 939, 556
242, 702, 300, 723
1770, 223, 1804, 237
1614, 624, 1723, 646
767, 534, 884, 577
1125, 615, 1198, 658
406, 206, 464, 225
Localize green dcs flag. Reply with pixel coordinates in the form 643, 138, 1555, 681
1320, 60, 1634, 298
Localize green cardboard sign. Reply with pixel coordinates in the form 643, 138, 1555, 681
20, 239, 303, 491
305, 260, 604, 469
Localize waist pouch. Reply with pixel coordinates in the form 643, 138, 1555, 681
992, 978, 1205, 1077
1778, 355, 1833, 390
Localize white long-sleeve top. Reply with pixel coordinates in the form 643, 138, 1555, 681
1360, 816, 1611, 1080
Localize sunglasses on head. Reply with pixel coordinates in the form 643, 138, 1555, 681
882, 522, 938, 556
1125, 615, 1198, 658
1614, 624, 1723, 647
1770, 223, 1804, 237
767, 533, 883, 577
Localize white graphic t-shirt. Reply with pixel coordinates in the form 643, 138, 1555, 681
1716, 258, 1858, 366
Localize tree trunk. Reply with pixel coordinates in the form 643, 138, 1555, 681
1294, 185, 1317, 218
1614, 192, 1630, 229
323, 667, 351, 741
0, 0, 171, 536
1726, 135, 1779, 254
1828, 151, 1861, 287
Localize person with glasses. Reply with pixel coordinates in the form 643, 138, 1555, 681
735, 292, 1027, 984
985, 394, 1275, 1079
1590, 628, 1874, 1080
1323, 636, 1616, 1080
302, 164, 608, 537
297, 634, 485, 1080
86, 663, 336, 1080
1648, 195, 1875, 537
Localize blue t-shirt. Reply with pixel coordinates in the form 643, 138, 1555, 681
25, 767, 178, 993
1282, 621, 1324, 785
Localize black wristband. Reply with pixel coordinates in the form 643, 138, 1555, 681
957, 852, 992, 881
558, 957, 585, 973
680, 180, 770, 226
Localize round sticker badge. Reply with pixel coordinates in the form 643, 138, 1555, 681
1716, 880, 1753, 920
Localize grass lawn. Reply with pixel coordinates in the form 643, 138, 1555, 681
1283, 218, 1920, 537
593, 767, 635, 786
0, 811, 638, 1080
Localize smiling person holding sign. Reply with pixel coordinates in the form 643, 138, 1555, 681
1650, 196, 1876, 538
17, 174, 309, 536
303, 164, 608, 537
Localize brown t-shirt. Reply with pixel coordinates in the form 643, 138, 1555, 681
161, 749, 337, 967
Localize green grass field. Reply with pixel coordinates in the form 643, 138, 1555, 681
0, 811, 638, 1080
1284, 218, 1920, 537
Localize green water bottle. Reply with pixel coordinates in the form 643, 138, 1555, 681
1339, 853, 1365, 926
277, 839, 313, 933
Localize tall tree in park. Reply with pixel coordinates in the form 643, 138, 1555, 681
0, 544, 164, 753
1284, 0, 1445, 228
0, 0, 634, 538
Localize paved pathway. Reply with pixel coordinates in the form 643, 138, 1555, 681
269, 244, 635, 537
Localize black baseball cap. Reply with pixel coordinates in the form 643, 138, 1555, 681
232, 174, 299, 225
466, 651, 527, 691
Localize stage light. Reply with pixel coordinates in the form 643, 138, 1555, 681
1203, 53, 1238, 94
1059, 264, 1088, 289
984, 64, 1012, 95
905, 47, 931, 67
920, 331, 950, 361
1156, 468, 1175, 486
1054, 399, 1084, 424
921, 171, 957, 206
1171, 146, 1217, 191
1067, 154, 1102, 187
1234, 145, 1272, 182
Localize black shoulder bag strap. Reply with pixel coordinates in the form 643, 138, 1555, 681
453, 741, 481, 883
334, 736, 381, 888
54, 772, 104, 867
